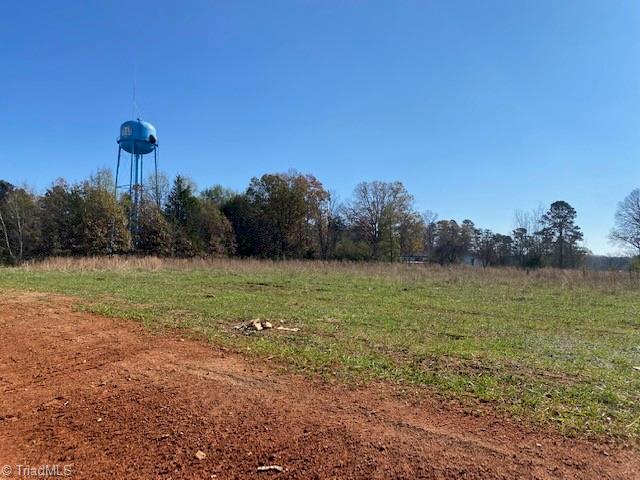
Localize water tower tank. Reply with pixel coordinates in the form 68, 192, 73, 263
118, 119, 157, 155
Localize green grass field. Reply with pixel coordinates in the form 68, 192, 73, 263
1, 258, 639, 441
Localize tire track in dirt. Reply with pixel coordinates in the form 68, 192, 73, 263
0, 292, 637, 479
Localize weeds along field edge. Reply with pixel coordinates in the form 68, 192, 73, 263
13, 255, 639, 292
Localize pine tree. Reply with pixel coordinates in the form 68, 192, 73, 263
537, 201, 584, 268
165, 176, 201, 257
39, 180, 83, 256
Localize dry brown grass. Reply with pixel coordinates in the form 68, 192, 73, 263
17, 255, 637, 291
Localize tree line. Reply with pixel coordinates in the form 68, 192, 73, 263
0, 169, 596, 268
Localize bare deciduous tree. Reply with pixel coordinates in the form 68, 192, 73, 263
0, 187, 39, 264
145, 171, 170, 207
513, 204, 545, 234
610, 189, 640, 255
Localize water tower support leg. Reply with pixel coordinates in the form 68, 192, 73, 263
134, 153, 139, 221
115, 146, 121, 198
133, 153, 143, 238
128, 152, 134, 228
154, 147, 159, 208
129, 153, 134, 199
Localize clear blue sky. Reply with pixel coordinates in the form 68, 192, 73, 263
1, 1, 638, 255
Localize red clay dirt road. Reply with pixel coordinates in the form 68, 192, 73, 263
0, 292, 638, 479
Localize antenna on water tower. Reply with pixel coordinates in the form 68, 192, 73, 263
114, 79, 160, 241
132, 66, 139, 119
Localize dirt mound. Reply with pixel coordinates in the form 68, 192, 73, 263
0, 292, 637, 479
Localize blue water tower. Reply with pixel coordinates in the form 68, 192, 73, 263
118, 119, 157, 155
115, 118, 159, 234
